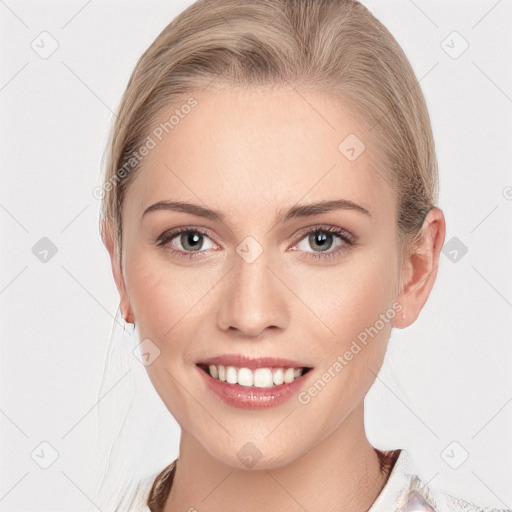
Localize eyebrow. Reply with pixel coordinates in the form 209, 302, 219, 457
141, 198, 372, 223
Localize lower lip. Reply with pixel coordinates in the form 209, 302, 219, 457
196, 365, 312, 410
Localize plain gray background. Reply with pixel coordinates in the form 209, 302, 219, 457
1, 0, 511, 510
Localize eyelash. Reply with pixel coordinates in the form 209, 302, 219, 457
155, 224, 356, 262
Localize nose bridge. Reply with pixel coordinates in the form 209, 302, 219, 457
217, 236, 288, 336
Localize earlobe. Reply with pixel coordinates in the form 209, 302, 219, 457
391, 207, 446, 330
100, 219, 134, 324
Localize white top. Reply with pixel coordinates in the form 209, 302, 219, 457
124, 449, 510, 512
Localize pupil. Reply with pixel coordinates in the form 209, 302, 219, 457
309, 232, 332, 252
181, 232, 203, 251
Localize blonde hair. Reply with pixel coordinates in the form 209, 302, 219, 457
99, 0, 438, 268
97, 2, 439, 508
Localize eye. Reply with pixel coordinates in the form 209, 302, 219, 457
291, 225, 356, 261
156, 227, 218, 260
156, 224, 356, 262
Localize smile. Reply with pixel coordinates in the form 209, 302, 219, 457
195, 359, 314, 410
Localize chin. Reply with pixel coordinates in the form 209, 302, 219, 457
202, 434, 306, 471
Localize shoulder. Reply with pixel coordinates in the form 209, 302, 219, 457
402, 474, 511, 512
444, 493, 512, 512
372, 448, 511, 512
131, 452, 511, 512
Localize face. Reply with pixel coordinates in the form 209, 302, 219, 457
115, 86, 405, 469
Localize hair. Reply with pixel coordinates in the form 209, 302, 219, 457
97, 0, 439, 508
99, 0, 439, 273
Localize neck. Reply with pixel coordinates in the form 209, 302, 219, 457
163, 404, 392, 512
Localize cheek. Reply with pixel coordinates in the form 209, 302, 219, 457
287, 249, 397, 341
124, 250, 220, 353
124, 251, 187, 339
124, 254, 205, 420
293, 254, 396, 419
125, 231, 398, 350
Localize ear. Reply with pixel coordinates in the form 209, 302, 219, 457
391, 207, 446, 329
100, 218, 134, 324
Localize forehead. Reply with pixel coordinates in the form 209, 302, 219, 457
125, 86, 395, 226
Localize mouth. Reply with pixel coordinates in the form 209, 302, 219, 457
194, 355, 315, 409
196, 362, 313, 388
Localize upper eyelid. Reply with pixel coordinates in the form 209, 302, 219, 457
157, 226, 218, 245
291, 224, 355, 243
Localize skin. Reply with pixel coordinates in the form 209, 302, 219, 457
103, 86, 445, 511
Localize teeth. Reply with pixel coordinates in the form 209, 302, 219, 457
208, 365, 218, 379
273, 368, 284, 385
225, 366, 238, 384
253, 368, 273, 388
204, 364, 306, 387
284, 367, 295, 383
237, 367, 253, 387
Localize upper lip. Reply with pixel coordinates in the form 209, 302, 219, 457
197, 354, 312, 370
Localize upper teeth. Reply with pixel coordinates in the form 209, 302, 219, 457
207, 365, 304, 387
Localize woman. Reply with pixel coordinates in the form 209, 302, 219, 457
98, 0, 509, 510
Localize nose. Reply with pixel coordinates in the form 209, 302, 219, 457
216, 246, 289, 338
